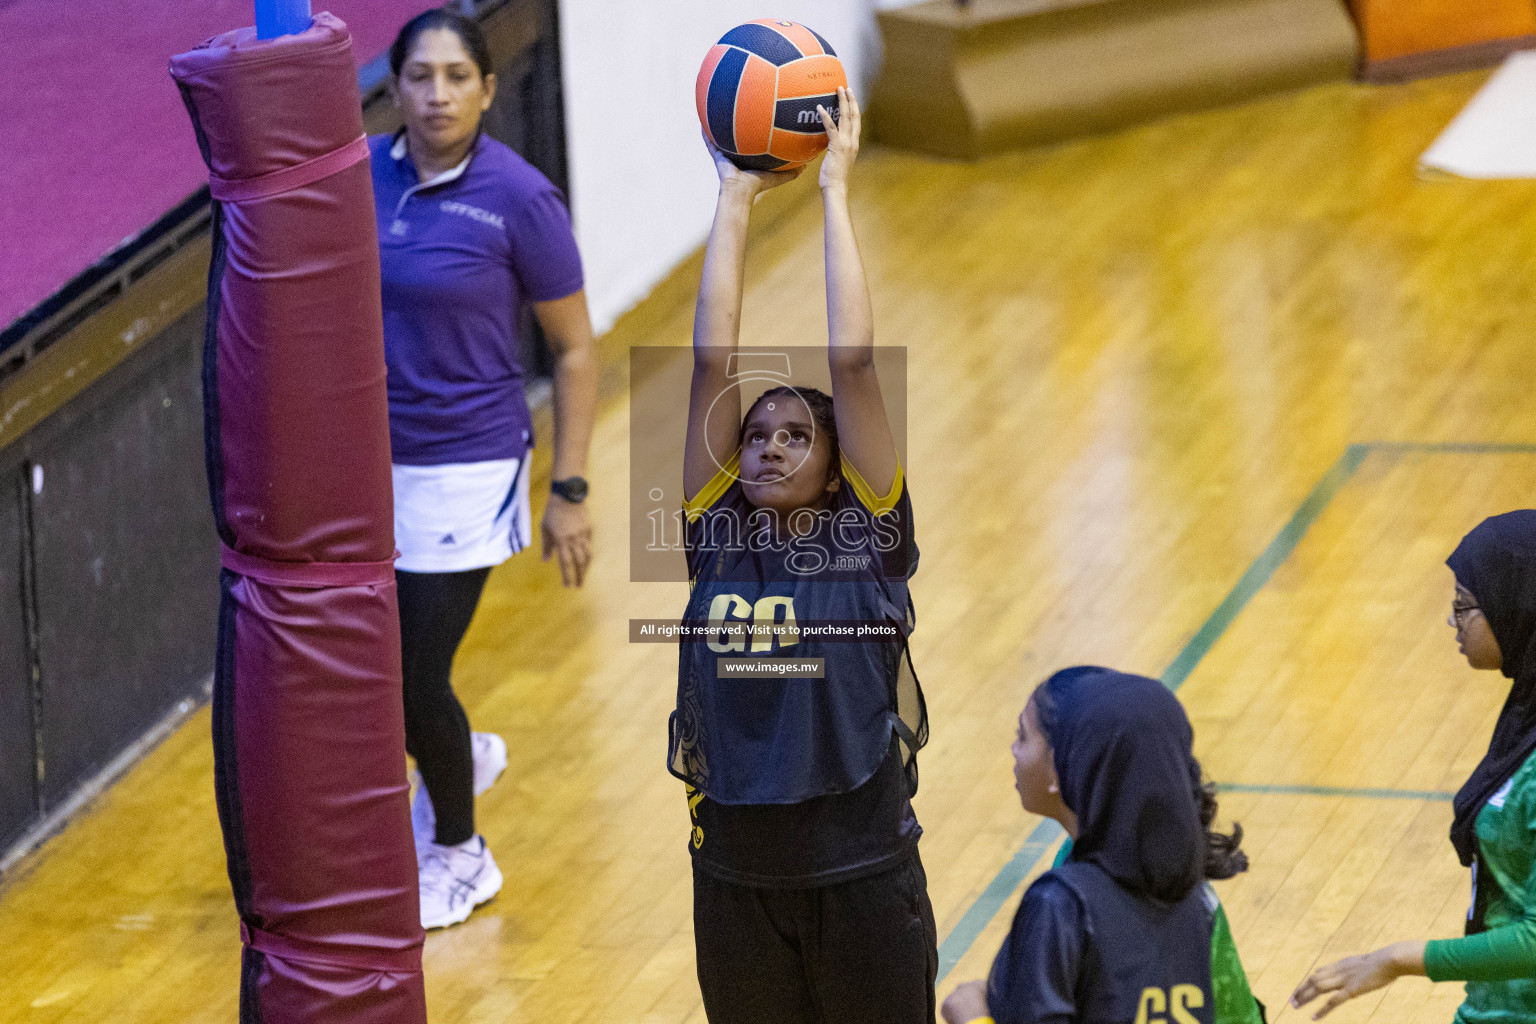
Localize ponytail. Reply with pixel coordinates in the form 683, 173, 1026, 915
1196, 771, 1248, 880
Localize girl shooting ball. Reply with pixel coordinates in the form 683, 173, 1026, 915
669, 87, 937, 1023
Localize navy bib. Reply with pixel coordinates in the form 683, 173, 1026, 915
1054, 862, 1213, 1024
668, 455, 927, 805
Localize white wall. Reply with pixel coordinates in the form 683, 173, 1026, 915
559, 0, 923, 334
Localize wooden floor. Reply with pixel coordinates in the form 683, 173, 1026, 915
6, 69, 1536, 1023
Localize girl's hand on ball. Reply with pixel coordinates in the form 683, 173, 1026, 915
703, 129, 802, 199
818, 86, 860, 190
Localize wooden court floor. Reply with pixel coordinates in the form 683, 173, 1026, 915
5, 68, 1536, 1023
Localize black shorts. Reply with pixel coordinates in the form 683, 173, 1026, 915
692, 849, 938, 1024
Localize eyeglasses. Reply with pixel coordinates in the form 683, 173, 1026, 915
1452, 600, 1481, 626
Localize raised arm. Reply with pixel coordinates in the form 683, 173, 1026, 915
684, 139, 800, 500
818, 88, 899, 498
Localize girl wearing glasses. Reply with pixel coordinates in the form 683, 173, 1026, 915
1293, 510, 1536, 1022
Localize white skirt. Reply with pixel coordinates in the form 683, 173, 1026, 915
392, 457, 532, 573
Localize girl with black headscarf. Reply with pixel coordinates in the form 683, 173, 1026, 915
943, 666, 1251, 1024
1293, 510, 1536, 1022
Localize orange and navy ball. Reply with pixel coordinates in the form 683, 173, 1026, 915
696, 19, 849, 172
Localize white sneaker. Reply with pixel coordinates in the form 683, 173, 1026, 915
418, 835, 502, 930
471, 731, 509, 795
411, 732, 509, 848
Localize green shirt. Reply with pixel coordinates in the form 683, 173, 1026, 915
1052, 841, 1264, 1024
1425, 750, 1536, 1024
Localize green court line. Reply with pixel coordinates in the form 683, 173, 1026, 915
1368, 442, 1536, 455
934, 784, 1450, 982
934, 443, 1370, 985
1161, 444, 1368, 691
1216, 782, 1453, 801
934, 819, 1063, 982
931, 440, 1533, 985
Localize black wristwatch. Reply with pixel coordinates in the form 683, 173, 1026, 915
550, 476, 589, 504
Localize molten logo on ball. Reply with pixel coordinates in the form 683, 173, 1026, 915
696, 19, 848, 172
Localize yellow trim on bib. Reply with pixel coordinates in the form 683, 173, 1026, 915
840, 455, 904, 516
684, 450, 741, 520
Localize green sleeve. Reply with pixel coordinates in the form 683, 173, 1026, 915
1211, 903, 1265, 1024
1425, 919, 1536, 982
1426, 760, 1536, 983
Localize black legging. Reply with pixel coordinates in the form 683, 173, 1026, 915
397, 566, 491, 847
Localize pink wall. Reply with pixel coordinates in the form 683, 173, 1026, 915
1, 2, 434, 328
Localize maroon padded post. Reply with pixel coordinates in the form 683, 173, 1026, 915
170, 15, 426, 1023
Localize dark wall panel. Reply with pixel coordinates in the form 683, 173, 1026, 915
0, 469, 36, 849
28, 307, 217, 804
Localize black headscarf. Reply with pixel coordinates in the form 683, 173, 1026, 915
1038, 666, 1205, 904
1448, 510, 1536, 867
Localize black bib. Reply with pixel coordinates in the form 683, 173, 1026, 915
1054, 861, 1213, 1024
669, 466, 927, 804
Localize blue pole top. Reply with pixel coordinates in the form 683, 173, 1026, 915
255, 0, 312, 39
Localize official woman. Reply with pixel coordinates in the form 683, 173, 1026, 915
373, 8, 597, 931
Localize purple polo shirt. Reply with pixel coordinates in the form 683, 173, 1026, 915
371, 132, 584, 465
